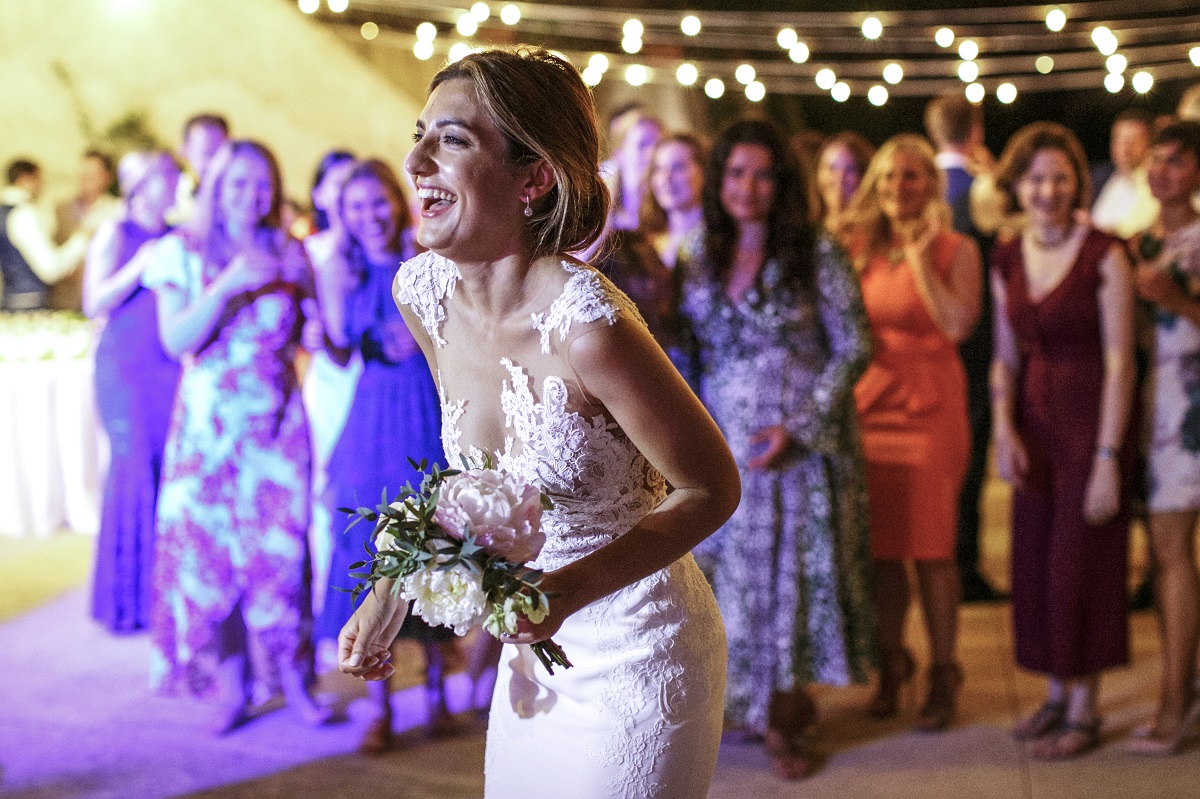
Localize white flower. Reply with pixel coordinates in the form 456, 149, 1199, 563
399, 563, 488, 635
375, 500, 422, 553
482, 592, 550, 638
434, 469, 546, 563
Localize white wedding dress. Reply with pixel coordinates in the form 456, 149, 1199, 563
395, 251, 727, 799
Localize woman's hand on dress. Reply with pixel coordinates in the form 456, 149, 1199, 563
747, 424, 793, 470
993, 425, 1029, 489
338, 589, 408, 681
498, 571, 573, 646
1083, 457, 1120, 526
218, 249, 278, 297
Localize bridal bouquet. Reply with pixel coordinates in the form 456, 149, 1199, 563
345, 460, 573, 674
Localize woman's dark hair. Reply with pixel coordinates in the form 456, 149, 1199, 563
310, 149, 355, 232
702, 118, 816, 291
338, 158, 412, 257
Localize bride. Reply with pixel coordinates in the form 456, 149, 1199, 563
338, 48, 739, 797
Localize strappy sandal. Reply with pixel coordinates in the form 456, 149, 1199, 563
1012, 701, 1067, 741
1031, 719, 1102, 760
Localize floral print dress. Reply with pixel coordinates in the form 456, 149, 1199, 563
1143, 219, 1200, 512
678, 230, 876, 732
143, 234, 313, 697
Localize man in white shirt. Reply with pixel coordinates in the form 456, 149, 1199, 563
1092, 109, 1160, 238
168, 113, 229, 226
0, 160, 93, 311
49, 149, 122, 311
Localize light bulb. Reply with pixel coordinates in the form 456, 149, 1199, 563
815, 68, 836, 90
681, 15, 701, 36
789, 43, 810, 64
777, 27, 798, 49
883, 63, 903, 84
625, 64, 649, 87
868, 85, 888, 106
1046, 9, 1066, 32
997, 82, 1017, 104
704, 78, 725, 99
935, 28, 954, 48
676, 63, 698, 86
831, 82, 850, 102
862, 16, 883, 40
499, 4, 520, 25
735, 64, 756, 85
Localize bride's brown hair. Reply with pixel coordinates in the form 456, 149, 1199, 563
431, 47, 610, 258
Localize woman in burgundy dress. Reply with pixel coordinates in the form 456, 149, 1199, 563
991, 122, 1136, 760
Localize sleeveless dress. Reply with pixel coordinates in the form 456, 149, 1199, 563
316, 251, 449, 643
91, 219, 180, 632
853, 231, 971, 561
394, 251, 726, 799
143, 234, 313, 696
994, 227, 1131, 678
677, 232, 875, 731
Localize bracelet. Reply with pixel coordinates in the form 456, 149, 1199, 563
1095, 445, 1118, 460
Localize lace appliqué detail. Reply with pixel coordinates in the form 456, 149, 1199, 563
530, 261, 644, 355
393, 250, 459, 347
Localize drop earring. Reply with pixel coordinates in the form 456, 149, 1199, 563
523, 196, 533, 218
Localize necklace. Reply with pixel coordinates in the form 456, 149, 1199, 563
1029, 223, 1075, 249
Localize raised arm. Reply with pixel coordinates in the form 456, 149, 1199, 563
506, 316, 740, 645
909, 230, 982, 342
82, 220, 148, 318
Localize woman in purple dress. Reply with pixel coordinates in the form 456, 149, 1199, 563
143, 140, 327, 733
85, 151, 181, 633
309, 159, 455, 753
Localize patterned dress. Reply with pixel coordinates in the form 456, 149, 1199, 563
143, 234, 313, 696
395, 251, 726, 799
677, 231, 875, 732
1143, 219, 1200, 512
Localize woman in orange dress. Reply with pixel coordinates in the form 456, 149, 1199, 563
840, 134, 982, 731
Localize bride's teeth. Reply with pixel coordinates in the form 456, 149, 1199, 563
417, 188, 457, 203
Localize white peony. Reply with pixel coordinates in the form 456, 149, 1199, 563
399, 563, 488, 635
434, 469, 546, 563
374, 500, 421, 553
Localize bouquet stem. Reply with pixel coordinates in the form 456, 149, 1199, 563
531, 640, 573, 675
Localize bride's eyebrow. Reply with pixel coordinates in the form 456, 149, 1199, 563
427, 118, 474, 133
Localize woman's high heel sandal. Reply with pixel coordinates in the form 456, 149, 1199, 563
915, 662, 963, 732
868, 649, 915, 719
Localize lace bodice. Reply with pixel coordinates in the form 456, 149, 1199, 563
394, 251, 667, 571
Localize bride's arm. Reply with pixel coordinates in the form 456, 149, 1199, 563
504, 315, 740, 645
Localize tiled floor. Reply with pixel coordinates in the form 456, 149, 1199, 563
0, 477, 1196, 799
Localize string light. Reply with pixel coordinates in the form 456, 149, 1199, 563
862, 16, 883, 40
1092, 27, 1118, 56
623, 19, 643, 38
1106, 54, 1127, 74
681, 15, 701, 36
883, 63, 904, 84
1045, 8, 1066, 32
997, 82, 1017, 103
360, 21, 378, 40
736, 64, 756, 85
413, 39, 435, 60
815, 68, 837, 90
456, 14, 478, 36
1105, 72, 1125, 92
832, 82, 851, 102
588, 53, 609, 73
416, 22, 437, 41
470, 2, 489, 21
499, 4, 520, 25
1132, 70, 1154, 93
935, 28, 954, 48
625, 64, 649, 86
327, 0, 347, 12
790, 43, 810, 64
298, 0, 318, 13
777, 27, 798, 49
676, 63, 699, 86
705, 78, 725, 99
958, 40, 979, 61
1192, 46, 1200, 67
965, 82, 985, 103
1036, 55, 1054, 74
958, 61, 980, 82
746, 81, 766, 102
868, 85, 888, 106
448, 42, 473, 62
581, 67, 602, 86
622, 36, 642, 54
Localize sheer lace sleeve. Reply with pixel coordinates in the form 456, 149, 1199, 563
392, 250, 459, 347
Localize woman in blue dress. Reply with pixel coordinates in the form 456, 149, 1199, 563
85, 151, 181, 632
309, 159, 455, 753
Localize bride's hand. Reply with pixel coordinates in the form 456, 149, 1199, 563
338, 587, 408, 681
498, 574, 572, 646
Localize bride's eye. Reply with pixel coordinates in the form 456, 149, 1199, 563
412, 131, 424, 143
443, 134, 467, 147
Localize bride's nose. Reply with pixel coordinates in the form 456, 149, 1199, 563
406, 137, 431, 179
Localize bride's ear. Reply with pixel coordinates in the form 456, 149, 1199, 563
521, 159, 557, 205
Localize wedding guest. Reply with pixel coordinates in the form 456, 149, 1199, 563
169, 113, 229, 225
925, 94, 1006, 604
307, 159, 457, 753
992, 122, 1136, 760
291, 150, 354, 240
50, 149, 121, 310
604, 109, 663, 232
841, 134, 982, 731
86, 151, 182, 633
1127, 120, 1200, 755
678, 118, 874, 779
642, 132, 707, 269
1092, 109, 1159, 239
144, 139, 328, 733
816, 132, 874, 234
340, 47, 738, 798
0, 159, 93, 311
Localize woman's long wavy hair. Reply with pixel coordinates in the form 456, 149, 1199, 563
701, 118, 817, 292
337, 158, 413, 260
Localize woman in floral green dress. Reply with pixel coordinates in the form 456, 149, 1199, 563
677, 119, 875, 779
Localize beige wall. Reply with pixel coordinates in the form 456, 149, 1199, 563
0, 0, 436, 207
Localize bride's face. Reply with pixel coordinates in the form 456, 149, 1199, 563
404, 78, 528, 262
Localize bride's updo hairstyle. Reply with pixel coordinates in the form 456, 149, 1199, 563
430, 47, 610, 259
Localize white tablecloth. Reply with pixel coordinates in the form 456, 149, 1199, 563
0, 358, 107, 538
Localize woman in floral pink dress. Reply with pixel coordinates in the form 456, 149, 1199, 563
143, 140, 327, 733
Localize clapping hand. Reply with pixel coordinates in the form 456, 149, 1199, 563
220, 248, 278, 296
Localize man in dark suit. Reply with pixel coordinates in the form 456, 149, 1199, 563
924, 95, 1006, 603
